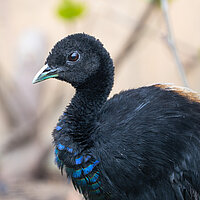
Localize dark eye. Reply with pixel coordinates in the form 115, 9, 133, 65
68, 51, 80, 62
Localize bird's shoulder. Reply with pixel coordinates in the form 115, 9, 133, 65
104, 83, 200, 108
92, 84, 200, 199
154, 83, 200, 103
95, 83, 200, 157
98, 83, 200, 124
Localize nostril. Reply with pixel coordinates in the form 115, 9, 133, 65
43, 65, 52, 73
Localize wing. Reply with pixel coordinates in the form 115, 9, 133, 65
154, 84, 200, 103
95, 84, 200, 199
169, 168, 200, 200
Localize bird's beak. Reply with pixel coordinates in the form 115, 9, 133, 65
32, 64, 59, 84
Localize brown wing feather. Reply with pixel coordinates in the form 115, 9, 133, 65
154, 84, 200, 103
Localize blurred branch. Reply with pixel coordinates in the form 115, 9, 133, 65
184, 53, 200, 74
31, 143, 53, 179
160, 0, 188, 87
115, 2, 156, 68
2, 86, 65, 180
3, 88, 64, 154
3, 109, 43, 153
0, 65, 36, 127
0, 73, 21, 126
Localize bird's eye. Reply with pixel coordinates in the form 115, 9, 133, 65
68, 52, 80, 62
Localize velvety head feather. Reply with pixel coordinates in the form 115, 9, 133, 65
46, 33, 113, 88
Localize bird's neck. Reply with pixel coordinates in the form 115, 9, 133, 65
66, 59, 114, 148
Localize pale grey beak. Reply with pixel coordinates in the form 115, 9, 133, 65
32, 64, 59, 84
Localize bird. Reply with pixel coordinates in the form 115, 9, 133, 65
32, 33, 200, 200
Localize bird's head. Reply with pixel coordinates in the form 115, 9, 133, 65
32, 33, 111, 88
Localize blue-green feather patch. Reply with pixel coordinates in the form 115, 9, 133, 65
56, 125, 62, 131
83, 160, 99, 175
75, 156, 83, 165
89, 172, 99, 183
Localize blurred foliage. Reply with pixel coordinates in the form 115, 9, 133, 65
57, 0, 85, 21
198, 49, 200, 60
145, 0, 174, 6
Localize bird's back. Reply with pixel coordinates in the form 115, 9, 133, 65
93, 84, 200, 200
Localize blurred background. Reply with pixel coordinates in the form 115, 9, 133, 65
0, 0, 200, 199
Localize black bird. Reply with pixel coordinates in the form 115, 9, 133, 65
32, 33, 200, 200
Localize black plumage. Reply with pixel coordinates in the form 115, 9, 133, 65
33, 33, 200, 200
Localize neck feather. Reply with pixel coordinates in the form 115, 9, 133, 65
65, 58, 114, 147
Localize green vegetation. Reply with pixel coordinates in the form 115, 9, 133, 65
145, 0, 174, 6
57, 0, 85, 21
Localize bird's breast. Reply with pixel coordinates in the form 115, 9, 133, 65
54, 143, 104, 198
